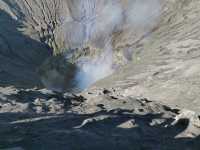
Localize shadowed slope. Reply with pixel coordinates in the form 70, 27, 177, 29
0, 10, 51, 88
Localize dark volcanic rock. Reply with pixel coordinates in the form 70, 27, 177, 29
0, 87, 199, 150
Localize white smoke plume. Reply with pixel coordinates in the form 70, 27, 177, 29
64, 0, 123, 49
75, 41, 114, 90
63, 0, 161, 90
125, 0, 162, 29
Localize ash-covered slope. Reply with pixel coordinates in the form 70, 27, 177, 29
95, 0, 200, 113
0, 0, 73, 88
0, 0, 54, 87
0, 0, 200, 150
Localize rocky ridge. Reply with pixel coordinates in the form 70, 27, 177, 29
0, 86, 199, 150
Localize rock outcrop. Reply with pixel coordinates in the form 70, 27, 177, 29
0, 87, 199, 150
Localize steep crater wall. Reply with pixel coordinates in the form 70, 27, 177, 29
0, 0, 163, 90
1, 0, 199, 101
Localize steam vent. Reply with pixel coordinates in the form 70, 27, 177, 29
0, 0, 200, 150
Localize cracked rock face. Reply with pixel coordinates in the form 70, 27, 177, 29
0, 0, 200, 150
